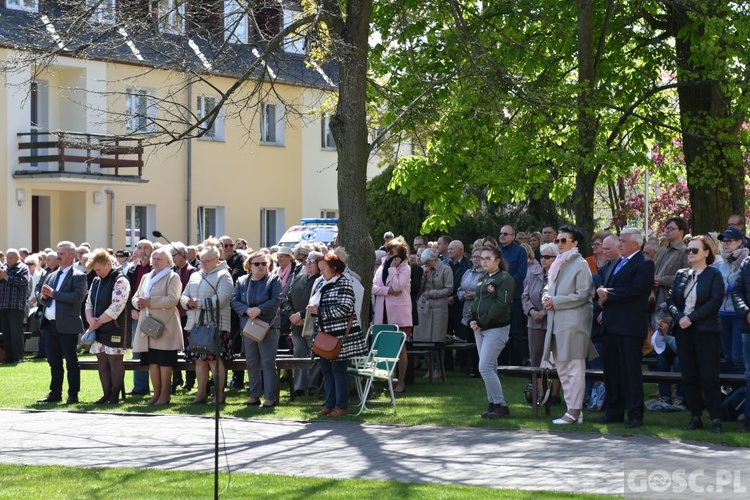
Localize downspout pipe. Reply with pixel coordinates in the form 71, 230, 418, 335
104, 189, 115, 249
186, 76, 193, 244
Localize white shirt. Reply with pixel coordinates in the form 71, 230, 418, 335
44, 265, 71, 321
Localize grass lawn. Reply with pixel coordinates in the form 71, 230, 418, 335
0, 464, 613, 499
1, 354, 748, 448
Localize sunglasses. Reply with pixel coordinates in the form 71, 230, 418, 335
685, 248, 701, 255
540, 255, 555, 260
499, 232, 513, 236
554, 238, 571, 244
480, 256, 496, 262
223, 243, 234, 247
305, 258, 318, 264
251, 262, 268, 267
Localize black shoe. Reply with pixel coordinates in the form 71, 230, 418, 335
94, 396, 110, 404
624, 419, 643, 429
32, 354, 46, 360
65, 396, 79, 405
293, 389, 306, 398
711, 419, 722, 434
683, 417, 703, 430
126, 390, 149, 396
486, 405, 511, 419
548, 396, 562, 406
593, 415, 623, 423
37, 393, 62, 403
481, 403, 494, 418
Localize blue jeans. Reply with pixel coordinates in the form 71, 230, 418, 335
720, 314, 745, 374
244, 329, 280, 401
131, 319, 150, 393
656, 345, 683, 400
319, 358, 349, 409
475, 325, 509, 405
743, 333, 750, 421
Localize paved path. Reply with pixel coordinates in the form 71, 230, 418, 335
1, 409, 748, 495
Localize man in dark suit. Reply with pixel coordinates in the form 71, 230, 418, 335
37, 241, 87, 404
595, 227, 655, 428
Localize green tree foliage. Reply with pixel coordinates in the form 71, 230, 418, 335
366, 166, 427, 243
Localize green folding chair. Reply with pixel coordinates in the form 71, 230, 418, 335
351, 323, 399, 369
347, 330, 406, 416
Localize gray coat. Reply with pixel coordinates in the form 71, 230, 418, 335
541, 255, 595, 363
413, 261, 453, 343
521, 259, 548, 330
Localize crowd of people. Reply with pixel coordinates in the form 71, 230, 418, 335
1, 214, 750, 431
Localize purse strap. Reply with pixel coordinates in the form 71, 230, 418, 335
200, 274, 221, 328
342, 314, 354, 338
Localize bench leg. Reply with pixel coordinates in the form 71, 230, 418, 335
531, 373, 538, 418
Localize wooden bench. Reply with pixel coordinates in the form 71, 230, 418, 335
497, 365, 746, 418
408, 341, 477, 383
79, 356, 317, 403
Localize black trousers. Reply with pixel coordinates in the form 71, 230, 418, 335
44, 320, 80, 397
602, 334, 644, 422
676, 328, 722, 420
0, 309, 25, 362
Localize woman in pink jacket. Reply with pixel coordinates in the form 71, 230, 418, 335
372, 236, 412, 392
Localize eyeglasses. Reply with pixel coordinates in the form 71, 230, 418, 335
591, 242, 602, 248
472, 255, 482, 259
251, 262, 268, 267
540, 255, 555, 260
728, 222, 743, 227
200, 257, 217, 265
665, 226, 678, 232
499, 232, 513, 237
685, 248, 701, 255
480, 256, 495, 262
25, 262, 35, 265
554, 238, 570, 244
305, 258, 318, 264
223, 243, 234, 247
116, 254, 125, 258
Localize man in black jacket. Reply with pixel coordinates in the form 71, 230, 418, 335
730, 254, 750, 432
595, 227, 654, 428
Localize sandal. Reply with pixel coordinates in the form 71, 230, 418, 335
552, 412, 583, 425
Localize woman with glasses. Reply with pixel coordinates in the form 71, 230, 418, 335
585, 231, 611, 274
467, 245, 515, 418
284, 249, 324, 397
523, 243, 558, 400
668, 236, 725, 433
541, 226, 594, 424
372, 236, 412, 392
231, 251, 282, 407
181, 246, 234, 405
715, 228, 749, 375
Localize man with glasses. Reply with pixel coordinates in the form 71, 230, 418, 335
413, 235, 428, 253
115, 250, 130, 275
653, 217, 689, 310
727, 214, 750, 250
498, 225, 528, 365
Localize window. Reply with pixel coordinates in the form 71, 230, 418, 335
283, 10, 306, 54
6, 0, 38, 12
320, 209, 338, 219
321, 115, 335, 149
125, 88, 156, 133
196, 95, 225, 141
224, 0, 248, 43
88, 0, 116, 23
260, 102, 285, 145
260, 208, 285, 248
158, 0, 186, 35
125, 205, 155, 249
197, 206, 225, 242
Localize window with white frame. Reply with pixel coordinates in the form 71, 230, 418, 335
260, 208, 285, 248
125, 204, 155, 248
283, 9, 306, 54
321, 115, 335, 149
197, 206, 225, 242
320, 209, 338, 219
260, 102, 285, 145
196, 95, 225, 141
224, 0, 248, 43
6, 0, 38, 12
158, 0, 186, 35
125, 88, 156, 133
87, 0, 116, 23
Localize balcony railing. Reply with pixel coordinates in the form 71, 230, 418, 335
17, 131, 144, 178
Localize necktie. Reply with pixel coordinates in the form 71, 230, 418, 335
613, 258, 628, 275
44, 270, 62, 320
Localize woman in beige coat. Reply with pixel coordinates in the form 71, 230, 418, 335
413, 249, 453, 349
132, 247, 184, 406
541, 226, 594, 425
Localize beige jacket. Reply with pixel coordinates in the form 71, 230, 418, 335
131, 271, 184, 352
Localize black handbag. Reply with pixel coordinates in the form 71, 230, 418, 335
188, 298, 219, 355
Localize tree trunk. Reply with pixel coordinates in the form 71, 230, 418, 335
574, 0, 598, 254
329, 0, 375, 328
671, 5, 745, 234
